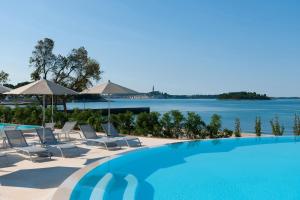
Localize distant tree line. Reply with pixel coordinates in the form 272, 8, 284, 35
147, 91, 218, 99
3, 81, 31, 89
145, 91, 271, 100
218, 92, 271, 100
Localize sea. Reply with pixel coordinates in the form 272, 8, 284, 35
67, 99, 300, 134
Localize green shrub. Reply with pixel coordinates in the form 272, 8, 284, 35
170, 110, 185, 138
234, 118, 241, 137
135, 112, 161, 136
184, 112, 206, 139
149, 112, 162, 137
0, 106, 13, 122
223, 128, 233, 138
207, 114, 221, 138
160, 112, 172, 137
115, 111, 135, 135
53, 110, 68, 128
160, 110, 186, 138
109, 114, 119, 128
255, 117, 262, 136
270, 116, 284, 136
26, 106, 43, 125
293, 114, 300, 136
69, 109, 104, 131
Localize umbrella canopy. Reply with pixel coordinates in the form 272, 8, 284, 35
5, 79, 78, 95
0, 85, 11, 94
81, 80, 138, 95
4, 79, 78, 133
81, 80, 138, 135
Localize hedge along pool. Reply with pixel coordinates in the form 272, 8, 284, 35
69, 136, 300, 200
68, 98, 300, 134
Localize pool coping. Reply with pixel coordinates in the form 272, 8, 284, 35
51, 135, 279, 200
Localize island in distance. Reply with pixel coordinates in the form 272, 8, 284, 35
217, 92, 271, 100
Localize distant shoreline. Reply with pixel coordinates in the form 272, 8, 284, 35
131, 91, 299, 100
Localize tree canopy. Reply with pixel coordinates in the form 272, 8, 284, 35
29, 38, 101, 92
30, 38, 56, 80
29, 38, 102, 111
0, 70, 9, 84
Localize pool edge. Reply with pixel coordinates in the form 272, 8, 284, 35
51, 136, 279, 200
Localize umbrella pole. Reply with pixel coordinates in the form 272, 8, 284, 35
43, 94, 46, 142
84, 96, 86, 110
108, 94, 111, 136
51, 95, 54, 123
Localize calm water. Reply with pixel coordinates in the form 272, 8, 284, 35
67, 99, 300, 134
70, 137, 300, 200
0, 123, 40, 130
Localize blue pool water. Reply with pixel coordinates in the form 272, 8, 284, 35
67, 99, 300, 134
0, 123, 40, 130
71, 137, 300, 200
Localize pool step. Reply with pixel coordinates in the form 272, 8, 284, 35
94, 173, 139, 200
87, 172, 139, 200
89, 173, 114, 200
123, 174, 138, 200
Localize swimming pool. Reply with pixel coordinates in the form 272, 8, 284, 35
0, 123, 41, 131
67, 137, 300, 200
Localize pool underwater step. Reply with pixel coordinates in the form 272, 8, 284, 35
89, 173, 114, 200
89, 172, 139, 200
123, 174, 138, 200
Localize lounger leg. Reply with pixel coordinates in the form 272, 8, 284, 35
137, 139, 142, 146
124, 138, 130, 147
58, 148, 65, 158
28, 152, 33, 162
3, 138, 7, 149
103, 143, 108, 150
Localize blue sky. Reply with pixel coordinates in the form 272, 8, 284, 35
0, 0, 299, 96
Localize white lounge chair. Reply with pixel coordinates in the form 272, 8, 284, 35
55, 121, 79, 141
4, 130, 52, 162
101, 123, 141, 147
45, 122, 55, 131
36, 128, 80, 158
1, 125, 17, 148
79, 124, 121, 150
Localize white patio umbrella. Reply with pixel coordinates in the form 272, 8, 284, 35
81, 80, 139, 134
0, 85, 11, 94
5, 79, 78, 139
